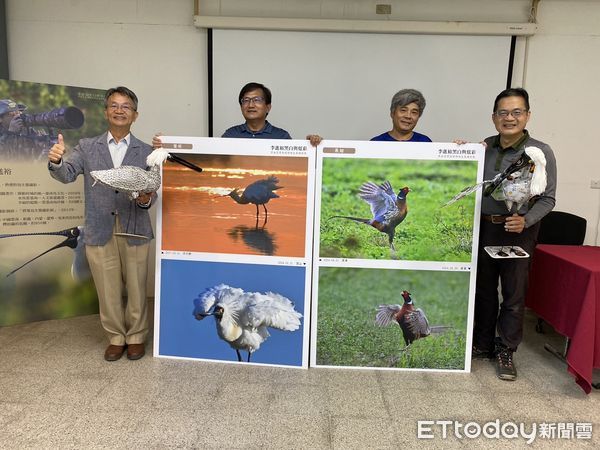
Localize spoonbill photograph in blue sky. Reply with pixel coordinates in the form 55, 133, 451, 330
156, 259, 308, 368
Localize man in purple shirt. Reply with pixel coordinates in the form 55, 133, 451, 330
371, 89, 431, 142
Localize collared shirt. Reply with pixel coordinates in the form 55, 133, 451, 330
370, 131, 432, 142
107, 132, 130, 168
221, 121, 291, 139
481, 130, 557, 227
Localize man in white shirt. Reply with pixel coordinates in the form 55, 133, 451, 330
48, 86, 155, 362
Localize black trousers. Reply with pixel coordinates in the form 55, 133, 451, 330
473, 219, 540, 351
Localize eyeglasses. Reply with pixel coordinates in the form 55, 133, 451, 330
107, 103, 135, 112
494, 108, 528, 119
240, 96, 265, 106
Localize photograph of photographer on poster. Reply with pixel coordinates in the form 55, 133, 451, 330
0, 99, 83, 160
0, 80, 103, 162
0, 79, 107, 327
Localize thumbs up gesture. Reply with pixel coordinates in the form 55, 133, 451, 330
49, 133, 65, 163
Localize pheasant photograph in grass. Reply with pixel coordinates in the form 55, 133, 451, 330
375, 290, 450, 349
319, 157, 479, 262
193, 283, 302, 363
315, 267, 469, 369
332, 181, 409, 258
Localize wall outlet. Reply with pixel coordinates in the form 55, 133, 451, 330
376, 4, 392, 15
591, 179, 600, 189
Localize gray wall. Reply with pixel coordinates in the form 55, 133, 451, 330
5, 0, 600, 252
211, 30, 512, 142
0, 0, 7, 79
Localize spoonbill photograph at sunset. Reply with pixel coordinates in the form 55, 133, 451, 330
160, 153, 309, 257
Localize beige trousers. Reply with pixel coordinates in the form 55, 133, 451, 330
85, 222, 150, 346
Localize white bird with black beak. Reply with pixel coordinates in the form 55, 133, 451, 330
444, 146, 547, 211
90, 148, 202, 199
493, 146, 547, 212
193, 284, 302, 362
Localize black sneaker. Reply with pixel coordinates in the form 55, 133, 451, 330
495, 345, 517, 381
472, 346, 493, 360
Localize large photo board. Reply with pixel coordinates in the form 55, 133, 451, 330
311, 140, 484, 372
154, 137, 315, 368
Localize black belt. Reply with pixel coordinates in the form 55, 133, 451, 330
482, 214, 510, 224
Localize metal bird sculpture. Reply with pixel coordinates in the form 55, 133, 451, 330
332, 181, 410, 254
193, 283, 302, 362
0, 226, 90, 280
493, 147, 547, 213
443, 146, 547, 211
90, 148, 202, 200
224, 175, 282, 222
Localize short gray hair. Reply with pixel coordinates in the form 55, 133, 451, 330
390, 89, 426, 115
104, 86, 139, 111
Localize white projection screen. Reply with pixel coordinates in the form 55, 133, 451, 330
211, 29, 513, 142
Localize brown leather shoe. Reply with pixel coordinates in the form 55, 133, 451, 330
127, 343, 146, 360
104, 344, 125, 362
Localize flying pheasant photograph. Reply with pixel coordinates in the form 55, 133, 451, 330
375, 290, 451, 349
314, 267, 469, 369
319, 157, 478, 261
331, 180, 410, 258
159, 151, 310, 257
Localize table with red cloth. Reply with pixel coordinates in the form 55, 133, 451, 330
525, 244, 600, 394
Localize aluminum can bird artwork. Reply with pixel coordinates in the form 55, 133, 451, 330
91, 164, 160, 199
0, 226, 90, 279
490, 146, 547, 212
443, 146, 547, 211
90, 148, 203, 199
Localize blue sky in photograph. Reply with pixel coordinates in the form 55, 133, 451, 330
158, 259, 307, 366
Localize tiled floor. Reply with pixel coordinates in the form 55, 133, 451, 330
0, 306, 598, 449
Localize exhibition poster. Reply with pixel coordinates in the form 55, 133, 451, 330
311, 140, 484, 372
0, 80, 105, 326
154, 137, 315, 368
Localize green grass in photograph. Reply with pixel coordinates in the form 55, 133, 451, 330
316, 267, 469, 369
319, 158, 477, 261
